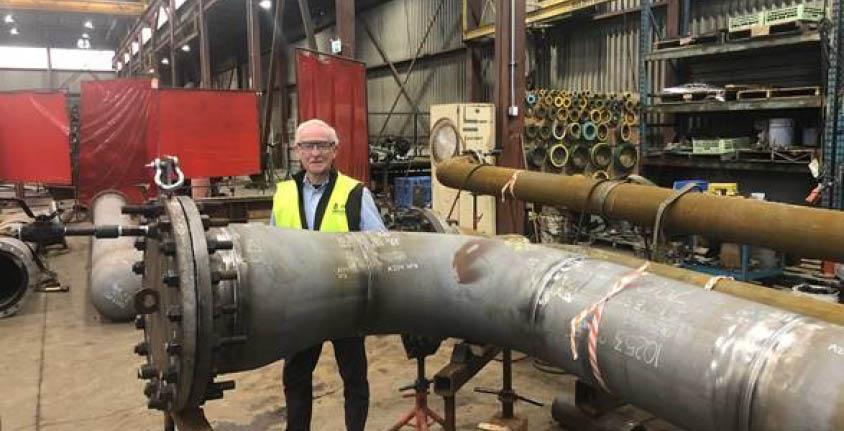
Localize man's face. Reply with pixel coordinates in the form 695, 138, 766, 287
296, 141, 337, 177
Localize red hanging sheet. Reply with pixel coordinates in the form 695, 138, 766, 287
150, 89, 260, 178
296, 50, 370, 184
78, 79, 154, 205
0, 91, 71, 184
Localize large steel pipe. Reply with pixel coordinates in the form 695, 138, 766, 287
90, 193, 142, 320
0, 235, 39, 318
436, 157, 844, 262
132, 197, 844, 431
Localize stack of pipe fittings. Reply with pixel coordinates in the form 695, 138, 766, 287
524, 89, 640, 180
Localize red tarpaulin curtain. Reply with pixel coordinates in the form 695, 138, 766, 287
78, 79, 154, 205
0, 91, 71, 185
296, 50, 370, 184
78, 80, 260, 205
150, 89, 261, 178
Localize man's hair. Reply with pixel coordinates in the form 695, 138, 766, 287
295, 119, 339, 146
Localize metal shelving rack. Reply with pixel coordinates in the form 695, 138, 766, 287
825, 0, 844, 208
638, 1, 840, 194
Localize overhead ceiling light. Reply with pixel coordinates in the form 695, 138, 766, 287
82, 33, 90, 39
4, 14, 13, 24
124, 52, 130, 63
9, 27, 18, 36
161, 57, 170, 65
116, 61, 123, 71
181, 44, 190, 52
148, 68, 155, 74
84, 20, 94, 29
77, 38, 91, 49
258, 0, 272, 10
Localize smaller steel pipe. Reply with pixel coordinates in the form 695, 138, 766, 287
89, 193, 142, 321
436, 158, 844, 262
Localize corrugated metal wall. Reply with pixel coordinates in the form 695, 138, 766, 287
357, 0, 467, 137
0, 70, 115, 93
533, 0, 825, 93
279, 0, 829, 143
285, 0, 467, 141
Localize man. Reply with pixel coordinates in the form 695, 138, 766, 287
271, 119, 385, 431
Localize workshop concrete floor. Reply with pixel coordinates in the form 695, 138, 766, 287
0, 237, 678, 431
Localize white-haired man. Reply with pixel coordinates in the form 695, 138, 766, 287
271, 119, 385, 431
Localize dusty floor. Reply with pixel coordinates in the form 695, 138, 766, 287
1, 236, 679, 431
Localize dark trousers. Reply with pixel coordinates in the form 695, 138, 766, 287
283, 337, 369, 431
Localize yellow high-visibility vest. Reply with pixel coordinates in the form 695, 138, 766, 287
272, 171, 363, 232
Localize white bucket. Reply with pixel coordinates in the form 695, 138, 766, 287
769, 118, 795, 149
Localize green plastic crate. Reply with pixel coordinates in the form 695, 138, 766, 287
693, 137, 751, 155
729, 12, 765, 32
765, 5, 824, 26
692, 138, 722, 155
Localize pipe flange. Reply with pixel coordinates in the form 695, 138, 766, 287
555, 108, 568, 123
615, 143, 639, 172
597, 123, 609, 142
526, 93, 538, 106
548, 144, 570, 169
539, 125, 553, 141
620, 124, 633, 143
567, 123, 582, 140
529, 144, 548, 168
581, 122, 598, 141
552, 120, 567, 141
591, 143, 612, 169
134, 196, 235, 413
590, 110, 602, 124
570, 144, 590, 172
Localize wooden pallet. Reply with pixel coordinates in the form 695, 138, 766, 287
656, 149, 738, 161
770, 86, 821, 98
655, 91, 721, 103
727, 20, 818, 41
736, 148, 814, 163
654, 31, 724, 50
723, 85, 757, 101
737, 86, 821, 100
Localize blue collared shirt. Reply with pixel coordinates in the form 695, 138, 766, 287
270, 175, 387, 232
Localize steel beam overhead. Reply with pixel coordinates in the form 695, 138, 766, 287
0, 0, 146, 15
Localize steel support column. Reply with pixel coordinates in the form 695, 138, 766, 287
494, 0, 526, 234
298, 0, 318, 51
638, 0, 652, 155
246, 0, 262, 90
168, 0, 178, 86
824, 0, 843, 207
198, 0, 211, 87
666, 0, 680, 38
261, 0, 288, 153
335, 0, 355, 57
